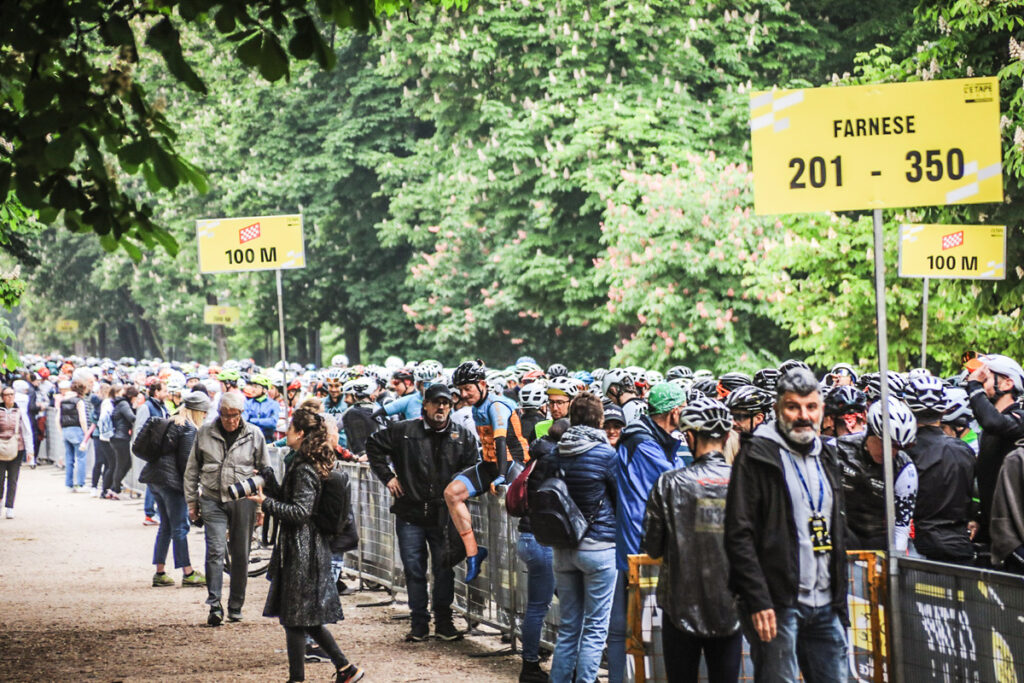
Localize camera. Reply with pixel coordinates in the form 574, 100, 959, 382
227, 475, 265, 501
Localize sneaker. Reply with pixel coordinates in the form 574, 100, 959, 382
465, 546, 488, 583
152, 572, 175, 587
181, 571, 206, 587
143, 516, 159, 526
335, 664, 365, 683
227, 610, 242, 622
435, 621, 463, 642
207, 605, 224, 626
519, 659, 549, 683
337, 579, 356, 596
405, 623, 429, 642
67, 486, 76, 493
4, 508, 13, 519
305, 644, 332, 663
90, 487, 100, 497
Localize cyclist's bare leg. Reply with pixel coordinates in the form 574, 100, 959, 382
444, 479, 478, 556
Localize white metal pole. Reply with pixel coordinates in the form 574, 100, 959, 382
276, 269, 288, 391
920, 277, 929, 368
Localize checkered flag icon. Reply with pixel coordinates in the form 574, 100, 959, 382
941, 231, 964, 250
239, 222, 261, 244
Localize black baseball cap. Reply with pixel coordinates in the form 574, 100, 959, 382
424, 384, 453, 403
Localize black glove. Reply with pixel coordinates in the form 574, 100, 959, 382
260, 466, 281, 498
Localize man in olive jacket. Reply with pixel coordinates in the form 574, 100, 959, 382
366, 384, 477, 643
724, 368, 848, 683
184, 390, 269, 626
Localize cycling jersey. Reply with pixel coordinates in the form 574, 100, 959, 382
471, 392, 529, 464
384, 390, 423, 420
322, 395, 348, 448
622, 397, 648, 425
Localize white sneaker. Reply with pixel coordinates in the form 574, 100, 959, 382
90, 487, 100, 498
5, 508, 13, 519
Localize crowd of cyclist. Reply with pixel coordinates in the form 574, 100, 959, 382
5, 349, 1024, 683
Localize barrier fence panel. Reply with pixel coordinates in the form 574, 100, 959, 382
897, 557, 1024, 682
626, 552, 889, 683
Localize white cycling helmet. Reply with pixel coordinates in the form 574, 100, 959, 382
384, 356, 404, 371
601, 368, 634, 397
519, 382, 548, 409
547, 376, 584, 399
331, 354, 349, 368
342, 377, 375, 400
978, 354, 1024, 394
903, 375, 948, 415
867, 397, 918, 448
415, 359, 444, 383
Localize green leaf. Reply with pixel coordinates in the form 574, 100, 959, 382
214, 6, 236, 33
121, 240, 143, 262
259, 33, 289, 82
99, 233, 118, 253
0, 163, 10, 199
43, 132, 79, 169
146, 18, 207, 94
149, 145, 180, 189
288, 17, 316, 60
117, 140, 148, 166
237, 31, 262, 68
99, 15, 134, 47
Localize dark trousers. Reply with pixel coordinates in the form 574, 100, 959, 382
661, 619, 742, 683
395, 517, 455, 627
105, 438, 132, 493
0, 452, 23, 508
200, 496, 257, 611
92, 439, 113, 488
284, 625, 349, 681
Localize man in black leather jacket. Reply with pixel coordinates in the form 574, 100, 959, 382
365, 384, 477, 643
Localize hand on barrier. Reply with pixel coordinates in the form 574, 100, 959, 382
386, 477, 404, 498
752, 608, 777, 642
489, 475, 506, 496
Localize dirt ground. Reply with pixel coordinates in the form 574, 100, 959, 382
0, 465, 523, 682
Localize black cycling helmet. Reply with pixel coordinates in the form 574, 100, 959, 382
666, 365, 693, 381
392, 367, 415, 383
724, 385, 774, 414
717, 371, 753, 396
691, 377, 718, 398
547, 363, 569, 379
679, 396, 734, 439
753, 368, 781, 392
778, 359, 811, 376
903, 375, 948, 415
823, 385, 868, 417
858, 371, 906, 403
453, 359, 487, 386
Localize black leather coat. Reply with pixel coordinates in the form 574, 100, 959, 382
262, 458, 343, 627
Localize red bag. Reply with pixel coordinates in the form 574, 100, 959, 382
505, 459, 536, 517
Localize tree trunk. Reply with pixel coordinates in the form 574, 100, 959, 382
307, 326, 320, 368
97, 322, 107, 358
344, 318, 361, 365
296, 325, 308, 365
205, 293, 228, 364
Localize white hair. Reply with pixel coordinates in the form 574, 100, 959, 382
219, 391, 245, 413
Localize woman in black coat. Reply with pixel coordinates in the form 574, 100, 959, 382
247, 408, 364, 683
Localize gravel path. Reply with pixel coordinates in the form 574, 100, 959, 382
0, 465, 522, 682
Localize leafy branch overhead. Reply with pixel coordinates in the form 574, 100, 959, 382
0, 0, 460, 260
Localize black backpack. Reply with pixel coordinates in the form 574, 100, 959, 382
132, 416, 172, 464
528, 461, 592, 549
314, 469, 358, 547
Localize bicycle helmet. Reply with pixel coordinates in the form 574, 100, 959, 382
331, 354, 349, 368
414, 360, 443, 383
867, 397, 918, 448
753, 368, 781, 393
218, 369, 241, 384
778, 359, 811, 376
547, 376, 584, 398
384, 355, 404, 371
692, 377, 718, 398
724, 385, 774, 414
858, 371, 906, 403
692, 369, 714, 381
679, 396, 733, 438
521, 369, 545, 384
717, 371, 753, 397
250, 374, 273, 390
453, 360, 487, 386
573, 370, 595, 386
645, 370, 665, 386
516, 356, 538, 367
666, 365, 693, 381
824, 385, 868, 417
591, 368, 608, 384
392, 367, 415, 383
977, 354, 1024, 394
626, 366, 649, 392
547, 363, 569, 379
903, 375, 949, 415
519, 382, 548, 409
830, 362, 859, 384
323, 367, 347, 382
601, 368, 635, 397
942, 388, 973, 426
907, 367, 931, 380
342, 377, 376, 400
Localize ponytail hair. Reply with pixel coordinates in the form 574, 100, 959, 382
291, 407, 333, 479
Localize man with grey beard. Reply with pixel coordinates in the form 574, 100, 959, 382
724, 368, 848, 683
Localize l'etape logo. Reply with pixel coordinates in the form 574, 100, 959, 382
239, 222, 261, 244
942, 230, 964, 250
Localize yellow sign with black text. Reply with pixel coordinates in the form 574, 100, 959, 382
203, 305, 241, 326
196, 214, 305, 274
56, 320, 79, 333
751, 78, 1002, 214
899, 224, 1006, 280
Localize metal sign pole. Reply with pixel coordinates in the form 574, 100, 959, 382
872, 208, 904, 683
276, 268, 288, 390
920, 277, 929, 368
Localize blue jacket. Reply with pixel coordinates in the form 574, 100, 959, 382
385, 391, 423, 420
245, 395, 280, 440
615, 414, 684, 570
533, 425, 617, 544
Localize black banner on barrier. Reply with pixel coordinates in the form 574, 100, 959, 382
900, 563, 1024, 681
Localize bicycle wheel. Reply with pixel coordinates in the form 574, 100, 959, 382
224, 523, 273, 577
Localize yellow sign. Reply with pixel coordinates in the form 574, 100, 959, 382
203, 305, 241, 326
55, 319, 79, 333
751, 78, 1002, 214
899, 224, 1006, 280
196, 214, 305, 273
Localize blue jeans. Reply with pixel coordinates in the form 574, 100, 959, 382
742, 604, 847, 683
550, 546, 617, 683
62, 427, 87, 488
395, 517, 455, 627
606, 570, 628, 683
150, 483, 192, 568
145, 486, 157, 518
516, 532, 554, 663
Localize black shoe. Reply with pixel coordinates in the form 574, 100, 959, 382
435, 621, 463, 642
305, 644, 332, 663
405, 623, 429, 642
519, 659, 549, 682
335, 664, 364, 683
337, 579, 356, 596
207, 605, 223, 627
227, 610, 242, 622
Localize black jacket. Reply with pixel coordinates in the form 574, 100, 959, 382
518, 434, 559, 534
111, 397, 135, 441
968, 381, 1024, 540
725, 431, 848, 621
520, 410, 547, 445
906, 425, 976, 561
366, 418, 478, 527
139, 421, 196, 493
342, 403, 382, 455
